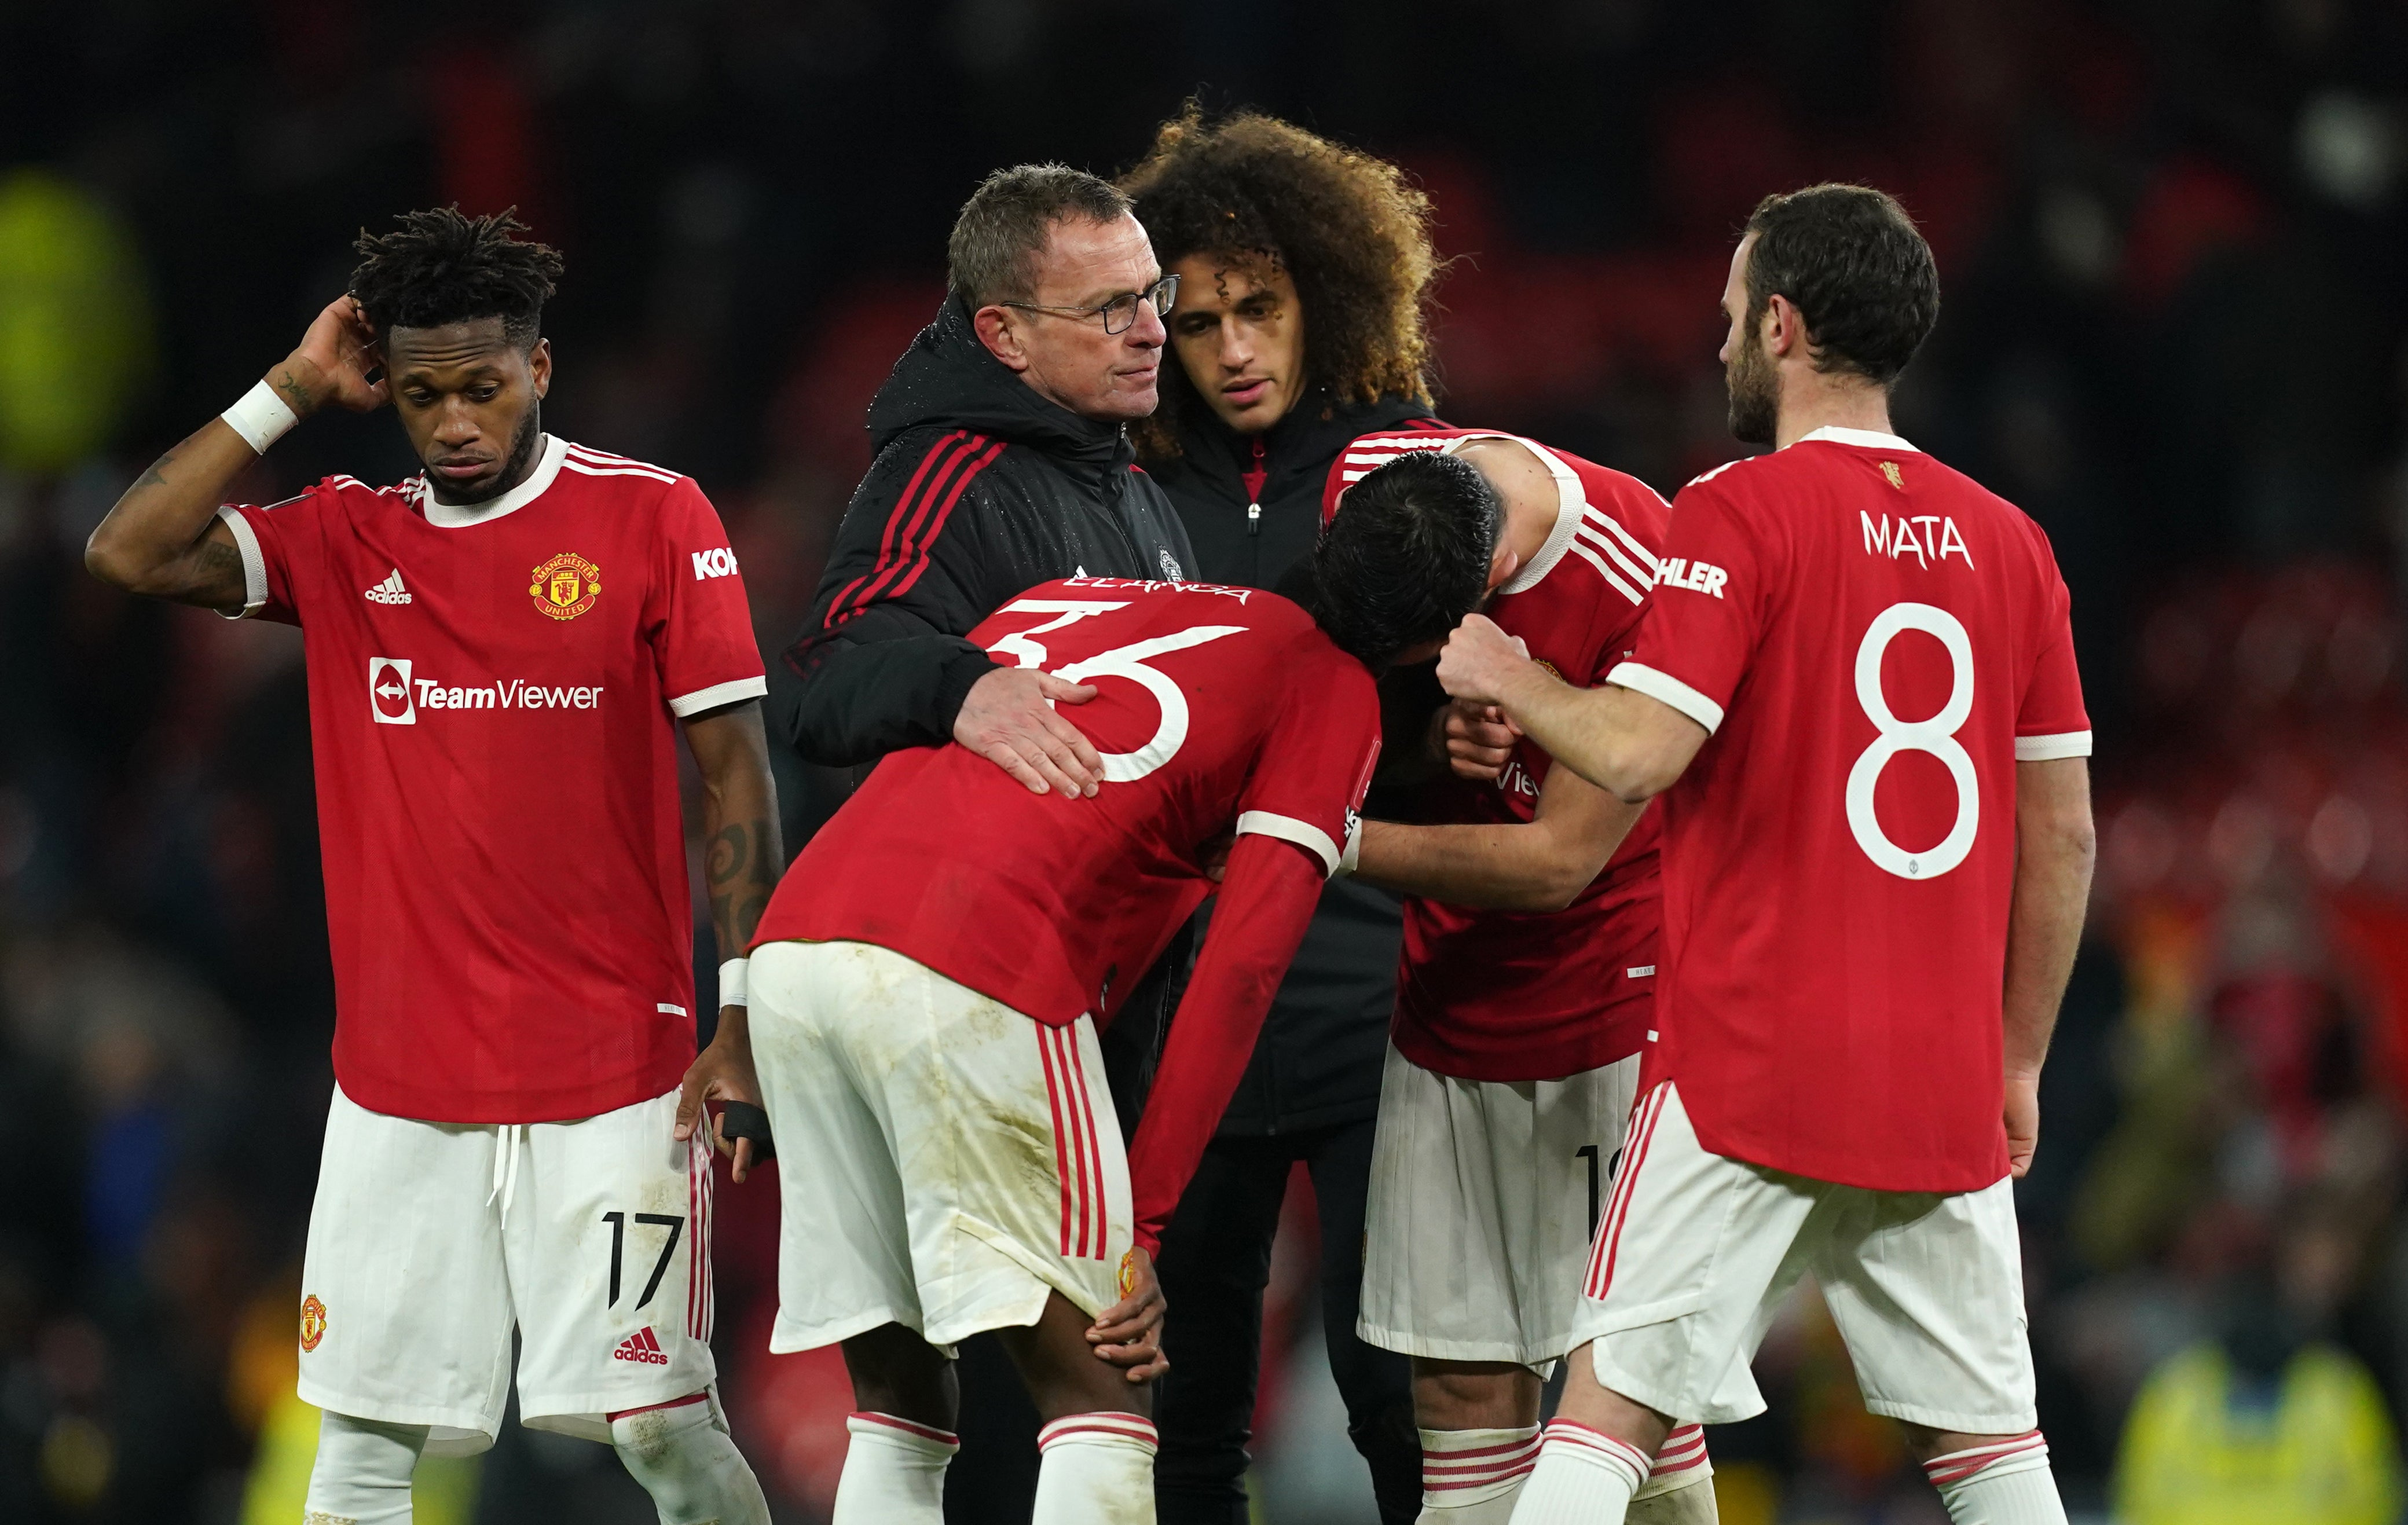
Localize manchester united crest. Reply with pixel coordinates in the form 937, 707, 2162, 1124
1879, 460, 1905, 490
530, 552, 602, 620
299, 1294, 328, 1352
1117, 1249, 1141, 1300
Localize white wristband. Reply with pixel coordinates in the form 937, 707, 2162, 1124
717, 957, 749, 1009
221, 379, 299, 454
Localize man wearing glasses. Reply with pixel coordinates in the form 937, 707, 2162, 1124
765, 162, 1198, 1510
772, 163, 1194, 811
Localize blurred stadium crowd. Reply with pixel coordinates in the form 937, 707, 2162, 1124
3, 1, 2407, 1521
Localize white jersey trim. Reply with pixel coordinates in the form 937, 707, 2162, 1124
668, 674, 768, 718
212, 505, 269, 619
1336, 433, 1449, 485
1438, 432, 1588, 596
1235, 810, 1340, 878
422, 435, 569, 528
563, 443, 679, 483
1607, 662, 1725, 735
2014, 731, 2092, 761
1794, 425, 1920, 453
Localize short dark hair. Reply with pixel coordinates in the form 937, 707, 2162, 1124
1307, 451, 1500, 665
349, 206, 563, 350
947, 164, 1133, 309
1742, 184, 1938, 386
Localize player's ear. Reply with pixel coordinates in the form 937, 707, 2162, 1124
528, 337, 554, 399
1487, 545, 1520, 592
1763, 293, 1802, 361
974, 306, 1031, 373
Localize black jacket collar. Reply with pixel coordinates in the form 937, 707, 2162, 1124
1161, 387, 1436, 495
865, 295, 1137, 488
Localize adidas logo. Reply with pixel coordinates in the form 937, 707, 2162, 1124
364, 569, 412, 605
611, 1326, 669, 1365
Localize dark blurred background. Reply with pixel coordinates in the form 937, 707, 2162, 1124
4, 1, 2407, 1521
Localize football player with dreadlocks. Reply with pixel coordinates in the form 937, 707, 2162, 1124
86, 208, 776, 1525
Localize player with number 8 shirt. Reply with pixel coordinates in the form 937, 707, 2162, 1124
1436, 186, 2095, 1525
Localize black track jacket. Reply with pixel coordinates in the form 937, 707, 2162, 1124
1143, 390, 1443, 1134
771, 295, 1196, 768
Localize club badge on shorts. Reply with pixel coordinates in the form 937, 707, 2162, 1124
530, 552, 602, 621
299, 1295, 328, 1352
1117, 1249, 1139, 1300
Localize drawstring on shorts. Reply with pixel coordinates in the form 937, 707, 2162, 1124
489, 1123, 526, 1225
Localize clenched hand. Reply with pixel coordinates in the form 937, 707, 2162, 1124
1431, 697, 1523, 782
1434, 615, 1534, 709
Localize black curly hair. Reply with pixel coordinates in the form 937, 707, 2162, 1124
1302, 451, 1498, 665
348, 206, 564, 350
1119, 104, 1441, 459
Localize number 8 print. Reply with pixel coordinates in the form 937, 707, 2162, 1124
1846, 602, 1978, 879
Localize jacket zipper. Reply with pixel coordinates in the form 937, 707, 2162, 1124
1242, 435, 1267, 537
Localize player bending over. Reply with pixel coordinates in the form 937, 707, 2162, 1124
738, 452, 1498, 1525
1437, 185, 2095, 1525
1326, 430, 1713, 1525
85, 209, 776, 1525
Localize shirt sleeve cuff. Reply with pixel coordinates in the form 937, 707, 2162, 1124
2015, 730, 2092, 761
1607, 662, 1725, 735
1234, 811, 1340, 878
667, 674, 768, 717
212, 505, 268, 619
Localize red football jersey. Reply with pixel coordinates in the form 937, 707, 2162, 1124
218, 435, 767, 1124
1611, 427, 2091, 1192
753, 577, 1382, 1248
757, 577, 1377, 1027
1328, 430, 1669, 1082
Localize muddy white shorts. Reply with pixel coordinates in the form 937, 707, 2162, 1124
1359, 1046, 1640, 1368
298, 1084, 717, 1454
748, 939, 1134, 1356
1571, 1080, 2037, 1433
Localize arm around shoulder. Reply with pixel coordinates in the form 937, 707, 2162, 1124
775, 436, 1016, 765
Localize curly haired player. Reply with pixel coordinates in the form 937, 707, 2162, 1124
1116, 104, 1450, 1525
86, 207, 776, 1525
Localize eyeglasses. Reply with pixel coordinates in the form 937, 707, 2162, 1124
1002, 273, 1179, 335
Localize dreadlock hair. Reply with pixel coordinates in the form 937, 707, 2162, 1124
1303, 451, 1498, 666
1119, 104, 1441, 460
349, 206, 565, 350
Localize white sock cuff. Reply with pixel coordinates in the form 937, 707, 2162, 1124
1633, 1423, 1714, 1501
1038, 1412, 1159, 1456
1925, 1431, 2050, 1489
1538, 1419, 1650, 1490
847, 1411, 961, 1458
1420, 1425, 1542, 1505
305, 1412, 429, 1525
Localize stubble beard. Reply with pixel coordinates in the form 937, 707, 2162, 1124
1725, 329, 1779, 448
431, 404, 543, 506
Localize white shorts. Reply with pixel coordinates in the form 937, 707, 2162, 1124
298, 1085, 717, 1454
749, 940, 1134, 1356
1571, 1081, 2037, 1433
1360, 1046, 1640, 1368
